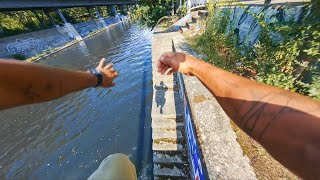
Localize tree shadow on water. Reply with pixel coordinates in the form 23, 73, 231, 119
154, 81, 168, 114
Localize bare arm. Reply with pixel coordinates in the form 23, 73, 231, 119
0, 58, 118, 110
158, 52, 320, 179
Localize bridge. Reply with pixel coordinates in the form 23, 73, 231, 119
0, 0, 138, 41
0, 0, 137, 11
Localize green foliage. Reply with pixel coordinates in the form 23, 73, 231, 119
177, 5, 187, 18
12, 54, 26, 60
308, 76, 320, 99
131, 0, 172, 28
190, 3, 320, 99
0, 7, 108, 37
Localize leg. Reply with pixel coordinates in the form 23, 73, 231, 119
88, 153, 137, 180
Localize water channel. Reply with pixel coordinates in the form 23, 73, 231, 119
0, 22, 153, 179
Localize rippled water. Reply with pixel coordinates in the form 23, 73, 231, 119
0, 22, 153, 179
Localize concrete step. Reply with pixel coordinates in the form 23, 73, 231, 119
152, 117, 184, 129
186, 22, 197, 31
198, 10, 209, 18
181, 27, 190, 33
153, 76, 180, 91
153, 163, 190, 178
192, 15, 201, 23
154, 175, 191, 180
152, 128, 184, 140
153, 151, 189, 164
152, 138, 186, 151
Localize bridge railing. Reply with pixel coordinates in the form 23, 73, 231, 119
187, 0, 208, 11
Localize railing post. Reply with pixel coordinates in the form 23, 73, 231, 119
43, 9, 57, 27
95, 6, 107, 28
56, 8, 68, 24
55, 8, 82, 41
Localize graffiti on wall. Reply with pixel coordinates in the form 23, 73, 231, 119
7, 38, 49, 56
75, 22, 98, 37
221, 4, 306, 46
47, 35, 69, 46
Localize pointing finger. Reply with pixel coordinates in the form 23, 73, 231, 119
99, 58, 105, 68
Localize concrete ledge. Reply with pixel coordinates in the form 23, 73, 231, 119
173, 35, 257, 180
151, 91, 184, 118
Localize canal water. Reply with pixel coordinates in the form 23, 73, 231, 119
0, 22, 153, 179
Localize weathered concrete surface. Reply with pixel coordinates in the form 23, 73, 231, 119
152, 91, 183, 118
173, 34, 257, 180
0, 28, 72, 58
0, 15, 128, 59
151, 27, 190, 178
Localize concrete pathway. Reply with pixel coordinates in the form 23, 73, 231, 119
151, 29, 191, 179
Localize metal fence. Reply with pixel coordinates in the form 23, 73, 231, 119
187, 0, 208, 10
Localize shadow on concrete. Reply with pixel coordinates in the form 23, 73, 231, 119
154, 81, 168, 114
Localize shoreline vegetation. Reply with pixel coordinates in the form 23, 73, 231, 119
188, 2, 320, 100
184, 1, 318, 179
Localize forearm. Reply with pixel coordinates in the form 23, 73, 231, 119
0, 60, 96, 110
190, 59, 320, 178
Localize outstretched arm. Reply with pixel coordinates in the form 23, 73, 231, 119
0, 58, 118, 110
158, 52, 320, 179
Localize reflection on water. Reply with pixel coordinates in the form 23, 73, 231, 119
0, 22, 153, 179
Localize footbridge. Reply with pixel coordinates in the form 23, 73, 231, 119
0, 0, 137, 11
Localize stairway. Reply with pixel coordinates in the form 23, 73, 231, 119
151, 10, 209, 179
151, 30, 191, 179
184, 10, 209, 33
151, 74, 190, 179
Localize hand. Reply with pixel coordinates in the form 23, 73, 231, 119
96, 58, 119, 88
157, 52, 197, 76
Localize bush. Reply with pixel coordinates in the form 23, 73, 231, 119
131, 0, 172, 28
12, 54, 27, 60
177, 5, 187, 18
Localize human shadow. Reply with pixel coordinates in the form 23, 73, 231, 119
154, 81, 168, 114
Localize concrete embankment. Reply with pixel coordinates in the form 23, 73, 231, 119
0, 15, 128, 60
173, 35, 257, 179
151, 16, 257, 180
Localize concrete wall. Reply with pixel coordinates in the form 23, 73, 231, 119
105, 15, 128, 26
0, 28, 72, 58
73, 20, 102, 37
218, 4, 307, 46
0, 15, 128, 59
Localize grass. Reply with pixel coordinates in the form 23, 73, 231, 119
230, 121, 298, 179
